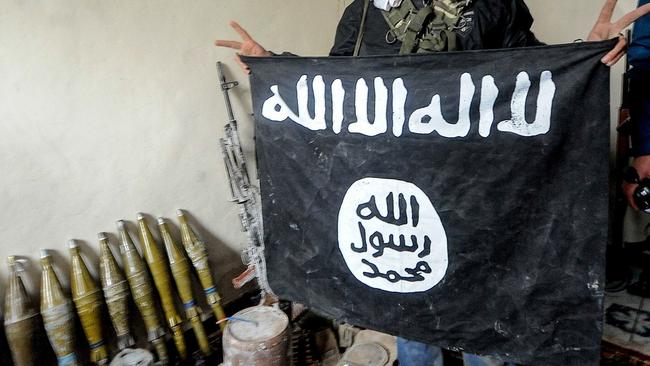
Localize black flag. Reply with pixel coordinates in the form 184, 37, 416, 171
244, 40, 613, 365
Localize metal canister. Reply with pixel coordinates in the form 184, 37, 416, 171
109, 349, 155, 366
337, 343, 390, 366
222, 306, 289, 366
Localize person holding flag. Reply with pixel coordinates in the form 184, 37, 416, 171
216, 1, 650, 365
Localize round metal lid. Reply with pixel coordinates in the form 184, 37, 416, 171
340, 342, 389, 366
228, 306, 289, 343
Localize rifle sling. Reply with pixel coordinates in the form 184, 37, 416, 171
354, 0, 371, 57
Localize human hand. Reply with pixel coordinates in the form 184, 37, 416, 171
588, 0, 650, 66
623, 156, 650, 210
215, 21, 272, 74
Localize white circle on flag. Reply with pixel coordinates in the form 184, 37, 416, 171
338, 177, 448, 293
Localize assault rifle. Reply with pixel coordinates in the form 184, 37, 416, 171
216, 61, 272, 297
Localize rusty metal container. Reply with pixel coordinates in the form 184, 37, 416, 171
222, 306, 289, 366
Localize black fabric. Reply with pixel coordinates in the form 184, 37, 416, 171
244, 40, 614, 366
330, 0, 543, 56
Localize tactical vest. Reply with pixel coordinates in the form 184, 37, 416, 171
353, 0, 472, 56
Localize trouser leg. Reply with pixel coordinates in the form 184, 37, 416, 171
463, 353, 516, 366
397, 337, 444, 366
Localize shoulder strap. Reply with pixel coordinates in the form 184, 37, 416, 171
353, 0, 371, 57
431, 0, 468, 28
381, 0, 416, 43
400, 5, 434, 54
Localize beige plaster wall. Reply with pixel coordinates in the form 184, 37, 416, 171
0, 0, 350, 304
0, 0, 638, 306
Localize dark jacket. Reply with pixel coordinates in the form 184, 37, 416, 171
630, 0, 650, 156
629, 0, 650, 71
330, 0, 543, 56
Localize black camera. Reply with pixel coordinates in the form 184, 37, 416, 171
624, 167, 650, 213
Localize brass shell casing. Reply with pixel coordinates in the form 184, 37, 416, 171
40, 251, 79, 366
177, 210, 227, 330
136, 214, 187, 360
69, 241, 109, 365
116, 220, 169, 364
4, 256, 38, 366
159, 217, 211, 356
98, 233, 134, 351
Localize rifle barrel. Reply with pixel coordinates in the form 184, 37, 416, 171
217, 62, 236, 123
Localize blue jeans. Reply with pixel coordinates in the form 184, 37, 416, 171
397, 337, 517, 366
463, 353, 517, 366
630, 68, 650, 156
397, 337, 444, 366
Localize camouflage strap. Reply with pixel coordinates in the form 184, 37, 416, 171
400, 4, 434, 54
381, 0, 470, 54
381, 0, 418, 48
354, 0, 371, 57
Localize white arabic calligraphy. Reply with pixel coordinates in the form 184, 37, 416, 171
261, 72, 556, 138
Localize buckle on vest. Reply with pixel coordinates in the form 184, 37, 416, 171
407, 8, 432, 32
385, 30, 398, 44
